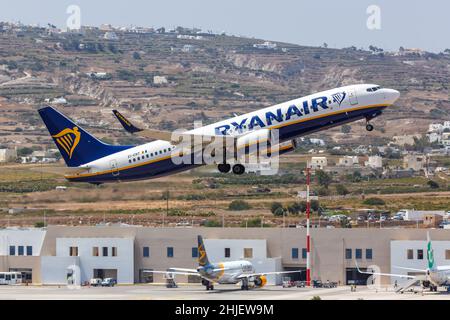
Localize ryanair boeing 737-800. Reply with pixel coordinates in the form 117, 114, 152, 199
38, 84, 399, 184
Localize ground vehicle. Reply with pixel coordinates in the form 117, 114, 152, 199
312, 280, 323, 288
90, 278, 102, 287
101, 278, 116, 287
357, 215, 366, 222
0, 272, 22, 285
322, 281, 338, 288
282, 280, 295, 288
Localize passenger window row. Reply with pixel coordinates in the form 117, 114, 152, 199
128, 147, 175, 164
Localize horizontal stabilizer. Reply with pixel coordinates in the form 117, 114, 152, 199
29, 165, 90, 176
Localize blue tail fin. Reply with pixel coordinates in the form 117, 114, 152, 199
38, 106, 133, 167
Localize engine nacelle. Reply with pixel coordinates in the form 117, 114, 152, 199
236, 129, 271, 153
253, 275, 267, 288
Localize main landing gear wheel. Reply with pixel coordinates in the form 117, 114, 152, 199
366, 123, 374, 131
232, 164, 245, 175
218, 163, 231, 173
206, 284, 214, 290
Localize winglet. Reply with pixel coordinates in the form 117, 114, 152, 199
112, 110, 143, 134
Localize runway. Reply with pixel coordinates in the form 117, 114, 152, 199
1, 284, 449, 300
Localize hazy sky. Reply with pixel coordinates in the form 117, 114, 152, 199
0, 0, 448, 52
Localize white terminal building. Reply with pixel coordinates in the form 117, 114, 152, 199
1, 226, 450, 286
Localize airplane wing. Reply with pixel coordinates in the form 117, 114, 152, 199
236, 270, 303, 279
436, 265, 450, 271
112, 109, 236, 145
168, 267, 199, 273
356, 261, 417, 279
393, 266, 427, 273
150, 270, 199, 276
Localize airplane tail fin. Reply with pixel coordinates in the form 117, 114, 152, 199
38, 106, 133, 167
197, 235, 210, 267
427, 232, 436, 270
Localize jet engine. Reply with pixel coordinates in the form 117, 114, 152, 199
235, 129, 271, 154
253, 275, 267, 288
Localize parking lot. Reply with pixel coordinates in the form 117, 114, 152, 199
0, 284, 450, 300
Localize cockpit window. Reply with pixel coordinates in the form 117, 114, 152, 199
367, 86, 382, 92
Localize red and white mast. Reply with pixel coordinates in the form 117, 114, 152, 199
306, 165, 311, 286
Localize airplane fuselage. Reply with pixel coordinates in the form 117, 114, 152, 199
199, 260, 254, 284
65, 84, 399, 183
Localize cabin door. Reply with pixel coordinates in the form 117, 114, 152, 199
348, 89, 358, 105
110, 159, 120, 177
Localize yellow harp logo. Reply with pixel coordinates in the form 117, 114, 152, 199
52, 127, 81, 159
198, 243, 207, 265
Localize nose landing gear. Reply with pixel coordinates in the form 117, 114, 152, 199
366, 123, 374, 132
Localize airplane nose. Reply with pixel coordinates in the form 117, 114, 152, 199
385, 88, 400, 102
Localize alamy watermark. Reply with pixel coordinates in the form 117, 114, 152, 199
366, 5, 381, 30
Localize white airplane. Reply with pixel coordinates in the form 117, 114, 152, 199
152, 235, 301, 290
357, 232, 450, 292
38, 84, 400, 184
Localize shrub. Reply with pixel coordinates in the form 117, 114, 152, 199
270, 202, 283, 214
133, 51, 141, 60
335, 184, 349, 195
287, 202, 304, 215
228, 200, 251, 211
204, 220, 222, 227
317, 187, 331, 196
273, 207, 285, 217
427, 180, 439, 189
34, 222, 45, 228
363, 197, 385, 206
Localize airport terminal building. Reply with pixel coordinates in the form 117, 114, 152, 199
1, 226, 450, 286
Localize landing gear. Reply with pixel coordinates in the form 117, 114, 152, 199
203, 280, 214, 291
232, 164, 245, 175
241, 278, 249, 290
365, 123, 374, 132
218, 163, 231, 173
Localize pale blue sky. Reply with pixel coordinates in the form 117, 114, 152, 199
0, 0, 448, 52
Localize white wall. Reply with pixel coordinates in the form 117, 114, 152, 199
0, 228, 46, 256
53, 237, 134, 284
41, 256, 79, 284
391, 240, 450, 285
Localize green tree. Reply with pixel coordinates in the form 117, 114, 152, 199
270, 202, 283, 214
287, 202, 303, 215
316, 170, 332, 189
427, 180, 439, 189
273, 207, 285, 217
17, 147, 33, 156
133, 51, 141, 60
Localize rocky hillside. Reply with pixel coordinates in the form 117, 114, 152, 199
0, 25, 449, 149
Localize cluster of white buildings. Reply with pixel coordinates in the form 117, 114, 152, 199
427, 121, 450, 147
310, 155, 383, 171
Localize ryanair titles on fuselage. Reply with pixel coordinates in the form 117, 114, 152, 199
214, 96, 330, 135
